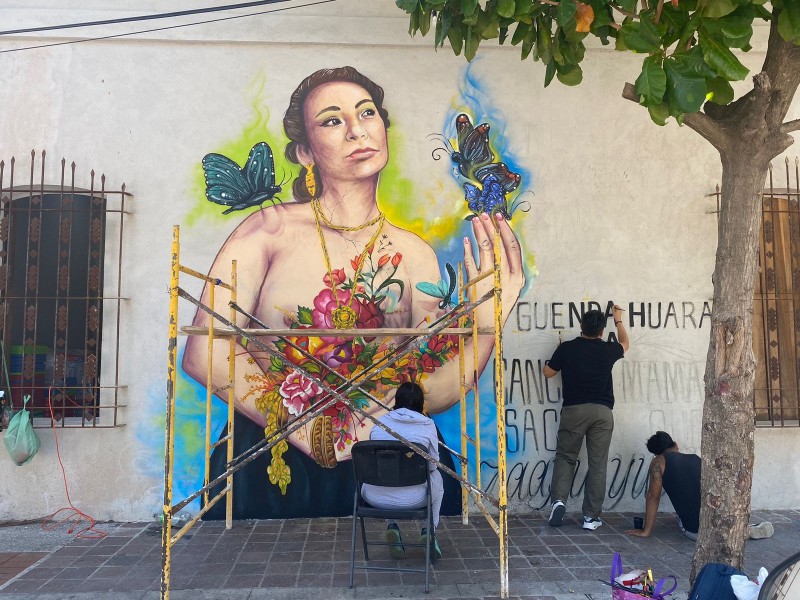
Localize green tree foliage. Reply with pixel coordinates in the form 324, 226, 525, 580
395, 0, 800, 125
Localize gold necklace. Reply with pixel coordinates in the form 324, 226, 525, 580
311, 199, 385, 329
317, 205, 384, 232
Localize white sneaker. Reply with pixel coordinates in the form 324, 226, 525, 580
582, 516, 603, 530
548, 501, 566, 527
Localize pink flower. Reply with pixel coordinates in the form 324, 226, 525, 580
279, 370, 322, 416
323, 268, 345, 288
312, 287, 353, 342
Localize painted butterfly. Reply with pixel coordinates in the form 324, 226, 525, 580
202, 142, 282, 214
474, 162, 521, 193
415, 263, 457, 309
451, 114, 495, 181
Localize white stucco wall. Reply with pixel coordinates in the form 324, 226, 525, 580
0, 0, 797, 521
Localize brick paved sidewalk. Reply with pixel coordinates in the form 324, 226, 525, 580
0, 510, 796, 599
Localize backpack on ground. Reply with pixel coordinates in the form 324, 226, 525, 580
688, 562, 748, 600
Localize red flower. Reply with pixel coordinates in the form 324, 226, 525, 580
323, 268, 345, 288
351, 255, 362, 271
427, 335, 449, 354
391, 252, 402, 267
354, 299, 385, 341
420, 353, 441, 373
378, 254, 390, 268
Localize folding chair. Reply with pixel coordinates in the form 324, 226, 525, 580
348, 440, 435, 593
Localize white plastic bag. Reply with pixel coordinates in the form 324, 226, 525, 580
731, 568, 768, 600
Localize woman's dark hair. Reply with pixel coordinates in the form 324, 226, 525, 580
646, 431, 676, 455
580, 309, 607, 337
283, 66, 391, 203
394, 382, 425, 414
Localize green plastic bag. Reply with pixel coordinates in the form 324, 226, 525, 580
4, 395, 41, 466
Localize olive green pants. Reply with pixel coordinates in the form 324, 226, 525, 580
549, 403, 614, 518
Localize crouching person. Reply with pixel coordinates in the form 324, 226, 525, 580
361, 382, 444, 560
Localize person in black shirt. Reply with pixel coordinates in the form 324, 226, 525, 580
543, 306, 628, 530
625, 431, 774, 541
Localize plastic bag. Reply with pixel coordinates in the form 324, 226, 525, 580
731, 568, 768, 600
3, 395, 41, 465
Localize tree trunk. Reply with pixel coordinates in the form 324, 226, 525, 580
690, 15, 800, 581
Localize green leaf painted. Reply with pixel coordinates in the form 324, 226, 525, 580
699, 25, 749, 80
297, 306, 313, 325
664, 58, 708, 113
705, 76, 735, 105
635, 56, 667, 106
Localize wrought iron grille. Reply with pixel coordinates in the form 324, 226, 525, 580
0, 150, 129, 428
712, 157, 800, 427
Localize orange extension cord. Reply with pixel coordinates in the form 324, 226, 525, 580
40, 386, 107, 540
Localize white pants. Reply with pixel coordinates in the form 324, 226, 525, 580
361, 470, 444, 528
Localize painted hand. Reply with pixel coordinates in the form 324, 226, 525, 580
463, 212, 525, 318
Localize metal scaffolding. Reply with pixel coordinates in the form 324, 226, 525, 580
161, 224, 510, 599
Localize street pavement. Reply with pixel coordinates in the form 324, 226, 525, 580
0, 509, 796, 600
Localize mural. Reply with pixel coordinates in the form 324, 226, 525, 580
177, 65, 531, 519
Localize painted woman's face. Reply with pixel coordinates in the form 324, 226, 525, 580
298, 81, 389, 184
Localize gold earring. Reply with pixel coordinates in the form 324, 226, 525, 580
305, 163, 316, 199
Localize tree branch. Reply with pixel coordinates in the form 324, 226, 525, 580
781, 118, 800, 134
622, 82, 727, 150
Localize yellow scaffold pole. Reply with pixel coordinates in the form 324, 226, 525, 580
457, 263, 469, 524
161, 225, 180, 600
226, 260, 237, 528
203, 282, 215, 508
493, 228, 509, 598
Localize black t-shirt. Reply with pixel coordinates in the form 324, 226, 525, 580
547, 336, 624, 409
662, 451, 702, 534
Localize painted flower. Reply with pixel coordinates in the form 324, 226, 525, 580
279, 369, 322, 416
426, 335, 449, 355
334, 429, 354, 451
391, 252, 402, 267
355, 298, 385, 330
377, 254, 390, 268
322, 342, 354, 368
312, 287, 352, 338
323, 268, 346, 288
419, 353, 442, 373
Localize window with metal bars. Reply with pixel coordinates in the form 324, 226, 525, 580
752, 159, 800, 427
0, 152, 128, 428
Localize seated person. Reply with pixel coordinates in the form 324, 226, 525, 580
625, 431, 773, 541
361, 382, 443, 559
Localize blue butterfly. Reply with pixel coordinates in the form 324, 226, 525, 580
202, 142, 282, 214
451, 114, 495, 181
415, 263, 457, 309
